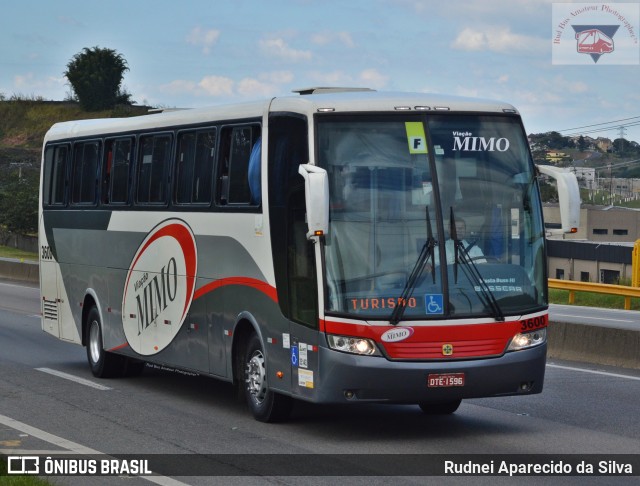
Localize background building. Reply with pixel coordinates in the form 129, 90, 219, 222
543, 204, 640, 284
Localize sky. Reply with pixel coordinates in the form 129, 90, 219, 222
2, 0, 640, 143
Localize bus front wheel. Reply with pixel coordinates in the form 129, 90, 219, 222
243, 333, 293, 422
86, 306, 123, 378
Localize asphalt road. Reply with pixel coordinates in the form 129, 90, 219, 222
0, 280, 639, 485
549, 303, 640, 330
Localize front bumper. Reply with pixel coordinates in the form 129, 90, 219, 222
306, 340, 546, 404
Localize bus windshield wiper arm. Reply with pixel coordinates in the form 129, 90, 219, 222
390, 206, 436, 325
450, 208, 505, 322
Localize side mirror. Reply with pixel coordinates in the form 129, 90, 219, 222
298, 164, 329, 239
536, 165, 581, 235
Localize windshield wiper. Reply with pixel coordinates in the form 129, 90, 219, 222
450, 208, 505, 322
390, 206, 436, 325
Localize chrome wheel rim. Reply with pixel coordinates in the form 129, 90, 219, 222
89, 320, 101, 364
246, 350, 267, 404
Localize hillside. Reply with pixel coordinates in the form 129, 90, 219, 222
0, 100, 150, 172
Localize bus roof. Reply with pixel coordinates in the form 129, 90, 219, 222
44, 90, 519, 143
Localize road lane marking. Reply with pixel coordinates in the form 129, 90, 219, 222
35, 368, 112, 391
0, 281, 38, 289
547, 363, 640, 381
0, 413, 190, 486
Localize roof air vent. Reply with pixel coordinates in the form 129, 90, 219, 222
293, 87, 375, 95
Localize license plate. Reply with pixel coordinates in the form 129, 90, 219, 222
427, 373, 465, 387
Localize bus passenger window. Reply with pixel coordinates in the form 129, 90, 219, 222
102, 142, 113, 204
217, 124, 261, 206
175, 129, 216, 204
106, 138, 132, 204
71, 141, 100, 205
137, 134, 171, 204
43, 145, 69, 206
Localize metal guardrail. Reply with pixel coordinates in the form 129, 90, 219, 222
548, 278, 640, 310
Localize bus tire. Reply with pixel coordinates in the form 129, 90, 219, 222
86, 305, 123, 378
243, 333, 293, 422
418, 399, 462, 415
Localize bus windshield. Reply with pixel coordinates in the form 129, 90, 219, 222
317, 115, 545, 320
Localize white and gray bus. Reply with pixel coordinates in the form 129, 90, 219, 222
39, 88, 580, 422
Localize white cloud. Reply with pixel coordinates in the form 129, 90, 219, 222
198, 75, 234, 96
259, 38, 312, 62
161, 76, 233, 97
13, 72, 65, 93
260, 70, 294, 84
311, 31, 355, 48
186, 27, 221, 55
161, 71, 293, 99
358, 69, 389, 89
452, 26, 545, 53
306, 69, 389, 90
161, 79, 197, 94
307, 70, 351, 86
489, 75, 590, 114
237, 78, 276, 97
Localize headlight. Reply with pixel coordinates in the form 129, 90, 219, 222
326, 334, 380, 356
507, 328, 547, 351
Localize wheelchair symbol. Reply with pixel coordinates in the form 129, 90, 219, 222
425, 294, 443, 314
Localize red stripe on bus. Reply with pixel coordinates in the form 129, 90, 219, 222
194, 277, 278, 303
108, 343, 129, 352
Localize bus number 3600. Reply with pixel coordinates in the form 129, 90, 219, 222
41, 246, 53, 260
521, 316, 546, 331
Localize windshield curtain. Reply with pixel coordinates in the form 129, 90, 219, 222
317, 115, 545, 320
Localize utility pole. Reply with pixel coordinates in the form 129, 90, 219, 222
618, 125, 627, 152
608, 163, 613, 206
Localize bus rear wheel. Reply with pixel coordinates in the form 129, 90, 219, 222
86, 306, 124, 378
418, 399, 462, 415
243, 333, 293, 422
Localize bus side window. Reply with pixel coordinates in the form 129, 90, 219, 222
106, 138, 133, 205
71, 141, 100, 205
43, 145, 70, 206
102, 140, 114, 204
137, 134, 171, 204
176, 132, 196, 204
217, 124, 261, 206
175, 129, 216, 205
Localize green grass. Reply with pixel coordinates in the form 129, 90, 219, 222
0, 458, 53, 485
549, 288, 640, 310
0, 245, 37, 261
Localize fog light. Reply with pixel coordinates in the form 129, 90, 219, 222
519, 382, 533, 392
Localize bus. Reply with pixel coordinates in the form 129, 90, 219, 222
39, 88, 580, 422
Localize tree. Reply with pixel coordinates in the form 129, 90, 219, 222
0, 170, 38, 234
65, 47, 132, 111
577, 135, 587, 151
